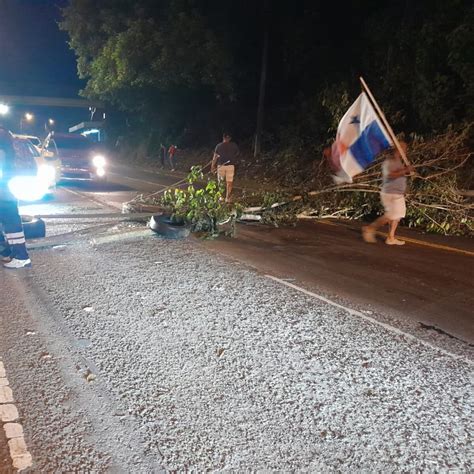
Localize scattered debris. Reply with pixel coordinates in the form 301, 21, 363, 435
83, 369, 96, 383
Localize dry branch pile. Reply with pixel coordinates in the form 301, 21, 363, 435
242, 126, 473, 236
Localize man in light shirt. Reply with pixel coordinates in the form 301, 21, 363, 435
363, 142, 413, 245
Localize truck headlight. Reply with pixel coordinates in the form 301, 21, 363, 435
38, 164, 56, 184
93, 155, 106, 167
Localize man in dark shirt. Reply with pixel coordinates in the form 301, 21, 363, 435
211, 132, 239, 203
159, 143, 167, 168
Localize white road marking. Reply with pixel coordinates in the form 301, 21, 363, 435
0, 360, 33, 470
4, 423, 23, 438
0, 386, 14, 403
317, 219, 474, 257
265, 275, 474, 367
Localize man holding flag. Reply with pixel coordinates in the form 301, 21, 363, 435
328, 79, 413, 245
362, 141, 413, 245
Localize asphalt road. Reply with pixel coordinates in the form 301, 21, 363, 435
0, 165, 472, 471
108, 164, 474, 344
205, 220, 474, 344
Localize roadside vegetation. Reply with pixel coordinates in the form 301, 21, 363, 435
160, 166, 240, 237
296, 126, 474, 236
61, 0, 473, 237
128, 166, 241, 238
125, 126, 473, 237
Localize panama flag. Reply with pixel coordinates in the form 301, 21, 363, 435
330, 92, 392, 184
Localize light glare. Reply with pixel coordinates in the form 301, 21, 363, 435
38, 164, 56, 185
8, 176, 48, 201
93, 154, 106, 167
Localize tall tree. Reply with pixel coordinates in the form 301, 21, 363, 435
61, 0, 233, 108
60, 0, 473, 148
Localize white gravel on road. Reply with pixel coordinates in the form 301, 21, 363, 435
1, 232, 473, 471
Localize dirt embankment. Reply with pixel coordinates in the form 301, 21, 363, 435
116, 143, 320, 195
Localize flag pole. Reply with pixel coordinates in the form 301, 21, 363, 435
359, 76, 411, 166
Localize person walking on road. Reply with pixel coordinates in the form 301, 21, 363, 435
168, 144, 177, 171
159, 143, 167, 168
362, 141, 413, 245
211, 132, 239, 203
0, 126, 32, 268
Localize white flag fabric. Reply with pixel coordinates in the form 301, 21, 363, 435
329, 92, 392, 183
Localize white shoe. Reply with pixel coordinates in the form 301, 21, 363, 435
3, 258, 32, 269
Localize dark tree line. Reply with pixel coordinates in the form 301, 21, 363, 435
60, 0, 473, 154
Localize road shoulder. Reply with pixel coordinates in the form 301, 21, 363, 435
201, 219, 474, 345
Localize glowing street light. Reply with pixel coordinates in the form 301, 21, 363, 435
0, 104, 9, 115
20, 112, 34, 132
48, 118, 55, 125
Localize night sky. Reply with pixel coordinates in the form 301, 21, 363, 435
0, 0, 88, 134
0, 0, 82, 95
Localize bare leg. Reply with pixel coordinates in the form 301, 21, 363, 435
385, 220, 405, 245
388, 219, 399, 239
226, 181, 233, 202
369, 215, 390, 231
217, 170, 224, 197
362, 215, 389, 243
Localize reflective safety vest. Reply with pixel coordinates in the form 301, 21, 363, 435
0, 127, 16, 198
